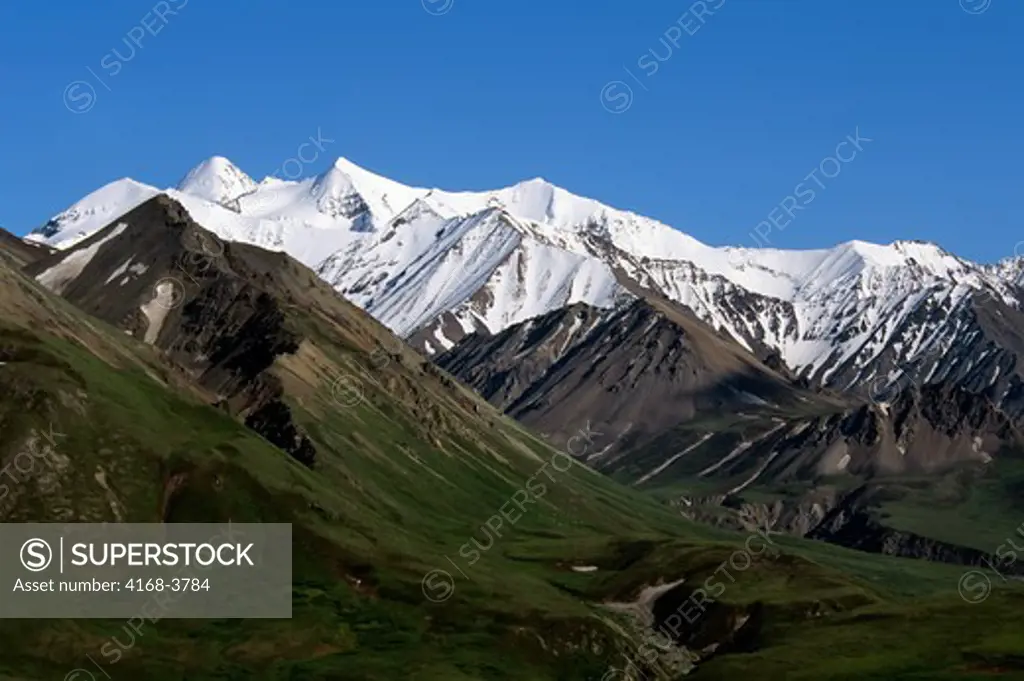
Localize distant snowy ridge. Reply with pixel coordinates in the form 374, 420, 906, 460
28, 155, 1024, 391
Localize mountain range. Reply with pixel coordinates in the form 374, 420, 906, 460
30, 156, 1024, 412
6, 172, 1024, 678
32, 155, 1024, 537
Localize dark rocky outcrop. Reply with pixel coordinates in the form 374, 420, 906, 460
244, 400, 317, 467
650, 582, 764, 657
809, 486, 1024, 575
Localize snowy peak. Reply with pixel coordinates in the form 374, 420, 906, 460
308, 157, 429, 227
838, 239, 958, 273
387, 197, 446, 233
798, 239, 984, 298
495, 177, 558, 223
330, 156, 405, 189
310, 164, 368, 221
176, 156, 257, 208
27, 178, 160, 249
490, 176, 607, 232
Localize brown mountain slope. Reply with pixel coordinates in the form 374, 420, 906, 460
26, 196, 329, 465
607, 381, 1020, 487
436, 295, 838, 458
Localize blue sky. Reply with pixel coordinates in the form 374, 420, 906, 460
1, 0, 1021, 262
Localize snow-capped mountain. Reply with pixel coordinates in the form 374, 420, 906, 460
26, 155, 1024, 398
176, 155, 258, 208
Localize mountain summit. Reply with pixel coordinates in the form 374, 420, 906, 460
176, 155, 258, 208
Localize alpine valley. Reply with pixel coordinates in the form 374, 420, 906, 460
6, 154, 1024, 679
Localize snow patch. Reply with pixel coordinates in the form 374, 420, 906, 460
140, 281, 177, 344
635, 433, 714, 486
36, 222, 129, 294
104, 257, 134, 285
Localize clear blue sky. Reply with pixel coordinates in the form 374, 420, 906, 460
2, 0, 1021, 262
